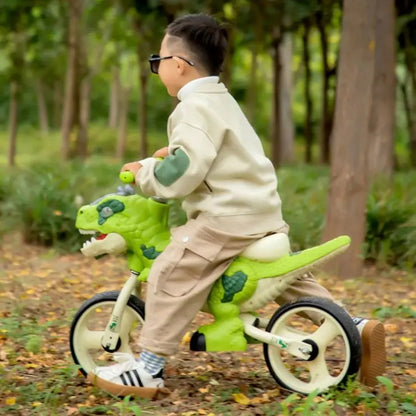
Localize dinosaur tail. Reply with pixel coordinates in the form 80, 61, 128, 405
253, 235, 351, 279
238, 235, 351, 312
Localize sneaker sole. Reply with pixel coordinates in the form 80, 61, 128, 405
87, 374, 170, 399
360, 320, 386, 387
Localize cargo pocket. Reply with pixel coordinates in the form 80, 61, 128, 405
160, 222, 225, 297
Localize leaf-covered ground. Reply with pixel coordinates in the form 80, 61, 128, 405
1, 233, 415, 415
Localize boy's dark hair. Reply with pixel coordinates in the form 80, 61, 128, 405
166, 14, 228, 76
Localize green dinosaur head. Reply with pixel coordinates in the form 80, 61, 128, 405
76, 192, 170, 259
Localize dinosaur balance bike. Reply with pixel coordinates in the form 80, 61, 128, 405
69, 173, 361, 396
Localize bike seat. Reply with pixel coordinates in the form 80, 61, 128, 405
241, 233, 290, 262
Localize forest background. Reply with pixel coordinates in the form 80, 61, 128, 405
0, 1, 416, 414
0, 0, 416, 276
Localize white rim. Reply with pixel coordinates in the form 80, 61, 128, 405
72, 300, 144, 374
267, 306, 352, 394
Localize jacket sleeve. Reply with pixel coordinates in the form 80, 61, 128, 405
135, 121, 217, 199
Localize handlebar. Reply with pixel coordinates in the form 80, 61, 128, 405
119, 171, 135, 184
119, 157, 164, 184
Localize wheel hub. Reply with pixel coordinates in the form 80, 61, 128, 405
302, 338, 319, 361
102, 336, 122, 353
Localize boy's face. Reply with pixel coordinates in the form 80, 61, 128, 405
157, 35, 199, 97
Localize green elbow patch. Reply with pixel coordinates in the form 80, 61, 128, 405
154, 148, 190, 186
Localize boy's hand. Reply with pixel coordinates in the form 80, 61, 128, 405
153, 147, 169, 158
121, 162, 142, 179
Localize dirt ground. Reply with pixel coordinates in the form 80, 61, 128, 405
1, 233, 415, 415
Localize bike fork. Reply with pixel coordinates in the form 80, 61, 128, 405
240, 314, 313, 360
101, 271, 140, 352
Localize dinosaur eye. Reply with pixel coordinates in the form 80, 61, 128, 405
101, 206, 114, 218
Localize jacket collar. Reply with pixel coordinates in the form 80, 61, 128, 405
178, 76, 226, 101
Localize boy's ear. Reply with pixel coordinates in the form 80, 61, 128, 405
172, 56, 186, 75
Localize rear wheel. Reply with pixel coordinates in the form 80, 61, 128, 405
69, 290, 145, 375
263, 297, 361, 394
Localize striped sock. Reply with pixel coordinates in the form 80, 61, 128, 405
139, 350, 165, 375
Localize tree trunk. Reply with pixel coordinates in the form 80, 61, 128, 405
409, 97, 416, 168
116, 87, 130, 159
400, 79, 416, 167
245, 43, 258, 124
279, 32, 294, 163
316, 7, 333, 164
109, 66, 120, 128
402, 23, 416, 167
271, 25, 282, 167
61, 0, 83, 159
367, 0, 396, 180
53, 81, 63, 128
221, 25, 235, 88
8, 81, 19, 167
77, 75, 91, 158
36, 80, 49, 134
322, 0, 378, 278
245, 2, 262, 124
139, 71, 148, 158
302, 17, 313, 163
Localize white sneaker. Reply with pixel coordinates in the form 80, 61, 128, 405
89, 353, 164, 397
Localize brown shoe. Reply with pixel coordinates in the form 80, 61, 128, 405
359, 320, 386, 387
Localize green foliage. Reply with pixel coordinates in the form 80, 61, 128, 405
271, 377, 416, 415
364, 175, 416, 268
0, 310, 51, 355
0, 174, 13, 235
2, 168, 83, 249
279, 165, 328, 251
0, 364, 82, 415
0, 158, 122, 251
111, 396, 143, 415
373, 303, 416, 319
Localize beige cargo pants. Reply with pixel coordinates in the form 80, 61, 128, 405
139, 219, 334, 356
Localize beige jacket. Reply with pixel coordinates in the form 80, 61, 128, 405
136, 80, 287, 235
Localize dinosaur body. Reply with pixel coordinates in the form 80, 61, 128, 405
76, 192, 350, 352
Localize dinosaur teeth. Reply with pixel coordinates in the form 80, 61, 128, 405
79, 229, 97, 235
82, 241, 91, 249
81, 236, 101, 250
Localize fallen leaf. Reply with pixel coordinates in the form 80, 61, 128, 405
232, 393, 251, 405
198, 387, 210, 394
5, 397, 16, 405
400, 337, 413, 346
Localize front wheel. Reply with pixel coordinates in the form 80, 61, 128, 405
263, 297, 361, 394
69, 290, 145, 375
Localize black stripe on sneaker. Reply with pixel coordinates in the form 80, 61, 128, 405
132, 369, 144, 387
352, 317, 364, 325
126, 371, 135, 386
120, 373, 128, 386
153, 368, 164, 379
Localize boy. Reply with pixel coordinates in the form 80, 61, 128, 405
92, 13, 385, 395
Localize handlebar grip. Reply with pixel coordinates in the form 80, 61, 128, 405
119, 171, 135, 184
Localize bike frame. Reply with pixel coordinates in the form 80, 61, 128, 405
100, 272, 313, 360
100, 271, 141, 352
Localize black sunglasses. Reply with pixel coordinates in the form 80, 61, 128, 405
148, 54, 195, 74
